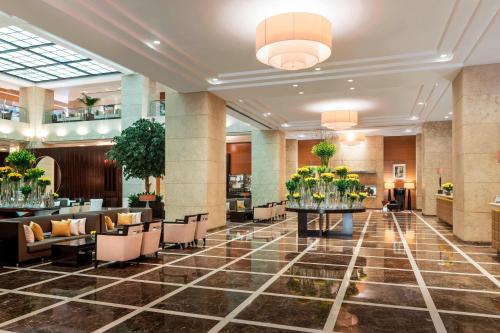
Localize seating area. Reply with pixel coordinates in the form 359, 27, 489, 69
163, 213, 208, 248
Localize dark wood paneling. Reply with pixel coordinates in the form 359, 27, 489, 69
227, 142, 251, 174
0, 146, 122, 207
298, 139, 321, 167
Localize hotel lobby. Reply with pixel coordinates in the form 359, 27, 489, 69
0, 1, 498, 332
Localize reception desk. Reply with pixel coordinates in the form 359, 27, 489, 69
490, 203, 500, 253
436, 194, 453, 226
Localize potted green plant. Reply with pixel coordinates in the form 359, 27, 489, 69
20, 185, 32, 203
311, 141, 336, 166
107, 118, 165, 201
5, 150, 36, 174
78, 93, 100, 120
442, 182, 453, 196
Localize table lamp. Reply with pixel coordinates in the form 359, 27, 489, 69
436, 168, 444, 193
384, 182, 395, 201
404, 182, 415, 210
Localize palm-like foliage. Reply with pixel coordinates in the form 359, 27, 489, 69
77, 93, 100, 108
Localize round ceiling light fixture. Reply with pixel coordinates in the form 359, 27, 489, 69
339, 132, 365, 146
256, 12, 332, 71
321, 110, 358, 131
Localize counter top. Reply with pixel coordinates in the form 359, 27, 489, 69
436, 194, 453, 200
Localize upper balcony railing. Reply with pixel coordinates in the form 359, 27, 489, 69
0, 103, 28, 123
43, 104, 122, 124
148, 100, 165, 117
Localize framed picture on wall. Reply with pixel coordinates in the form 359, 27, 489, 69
393, 164, 406, 180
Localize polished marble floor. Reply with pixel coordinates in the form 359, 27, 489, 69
0, 211, 499, 332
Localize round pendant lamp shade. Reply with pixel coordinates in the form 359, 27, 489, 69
321, 111, 358, 131
256, 12, 332, 71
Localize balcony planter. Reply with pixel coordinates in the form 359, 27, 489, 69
139, 194, 156, 202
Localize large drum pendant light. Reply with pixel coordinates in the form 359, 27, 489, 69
256, 12, 332, 71
321, 111, 358, 131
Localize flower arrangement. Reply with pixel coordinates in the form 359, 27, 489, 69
20, 185, 32, 202
290, 173, 301, 182
311, 141, 336, 166
348, 193, 359, 206
442, 182, 453, 195
52, 192, 59, 199
5, 150, 36, 174
312, 193, 325, 208
24, 168, 45, 181
358, 192, 368, 202
0, 166, 13, 179
320, 173, 335, 183
292, 192, 301, 204
7, 172, 22, 182
297, 166, 314, 178
334, 166, 351, 179
37, 177, 51, 194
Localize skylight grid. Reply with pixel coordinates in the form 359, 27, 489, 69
0, 42, 17, 51
0, 50, 55, 66
37, 64, 86, 78
7, 69, 57, 82
70, 60, 115, 74
0, 25, 50, 47
31, 45, 86, 62
0, 59, 23, 71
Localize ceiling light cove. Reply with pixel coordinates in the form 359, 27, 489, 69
255, 12, 332, 71
263, 112, 271, 117
281, 123, 290, 128
208, 78, 222, 85
307, 99, 375, 113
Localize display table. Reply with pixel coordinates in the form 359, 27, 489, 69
436, 194, 453, 225
286, 207, 366, 237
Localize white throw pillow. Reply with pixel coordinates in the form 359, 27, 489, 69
130, 212, 141, 223
69, 219, 80, 236
23, 225, 35, 243
78, 218, 87, 234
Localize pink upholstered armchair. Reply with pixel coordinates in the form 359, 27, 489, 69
275, 201, 286, 220
163, 214, 197, 249
195, 213, 208, 247
141, 221, 162, 257
95, 223, 143, 268
253, 204, 273, 222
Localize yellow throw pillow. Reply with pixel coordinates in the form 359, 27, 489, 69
104, 216, 114, 231
30, 222, 44, 241
236, 200, 245, 211
51, 220, 71, 237
117, 213, 133, 226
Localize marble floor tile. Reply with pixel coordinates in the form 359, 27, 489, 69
247, 250, 299, 261
3, 301, 131, 332
195, 271, 271, 291
202, 247, 253, 258
265, 275, 341, 299
174, 255, 234, 269
285, 262, 348, 280
440, 313, 500, 333
83, 280, 179, 306
0, 293, 61, 323
0, 270, 62, 289
351, 267, 418, 285
344, 281, 426, 308
429, 289, 500, 315
421, 271, 499, 291
236, 294, 332, 329
134, 266, 212, 284
226, 258, 289, 274
83, 263, 156, 278
105, 311, 218, 332
219, 322, 298, 332
153, 287, 249, 316
21, 275, 115, 297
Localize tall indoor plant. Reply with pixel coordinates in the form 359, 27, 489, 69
78, 93, 100, 119
311, 140, 336, 166
107, 118, 165, 199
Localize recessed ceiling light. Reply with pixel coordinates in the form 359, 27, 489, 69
404, 129, 412, 133
281, 123, 290, 128
299, 91, 304, 95
292, 84, 299, 87
263, 112, 271, 117
418, 102, 425, 105
238, 99, 244, 103
349, 87, 355, 90
410, 116, 419, 120
448, 111, 453, 115
153, 40, 160, 45
314, 67, 321, 71
444, 116, 449, 119
347, 79, 354, 82
440, 54, 448, 58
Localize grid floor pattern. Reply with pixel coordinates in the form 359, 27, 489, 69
0, 212, 498, 332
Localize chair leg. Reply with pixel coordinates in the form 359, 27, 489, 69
203, 238, 206, 247
194, 239, 198, 247
94, 260, 99, 269
155, 252, 159, 258
180, 243, 185, 250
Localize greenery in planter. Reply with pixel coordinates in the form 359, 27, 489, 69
128, 192, 163, 206
107, 118, 165, 194
20, 185, 32, 201
311, 140, 336, 166
5, 150, 36, 174
78, 93, 100, 111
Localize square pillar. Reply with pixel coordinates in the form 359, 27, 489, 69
251, 130, 286, 206
421, 121, 452, 215
416, 134, 423, 210
452, 64, 500, 242
19, 86, 54, 138
286, 139, 298, 179
165, 92, 226, 230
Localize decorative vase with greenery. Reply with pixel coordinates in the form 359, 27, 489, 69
78, 93, 100, 119
5, 150, 36, 174
107, 118, 165, 197
442, 182, 453, 196
37, 177, 51, 195
311, 141, 336, 166
20, 185, 32, 203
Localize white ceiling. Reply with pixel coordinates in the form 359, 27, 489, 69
0, 0, 499, 137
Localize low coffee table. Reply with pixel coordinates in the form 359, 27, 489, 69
51, 238, 95, 267
229, 210, 253, 222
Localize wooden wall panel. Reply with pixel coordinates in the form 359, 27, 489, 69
298, 139, 321, 167
227, 142, 251, 174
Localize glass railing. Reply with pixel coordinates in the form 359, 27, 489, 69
43, 104, 122, 123
149, 100, 165, 117
0, 104, 28, 123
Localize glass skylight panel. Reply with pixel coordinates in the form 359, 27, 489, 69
7, 69, 57, 82
37, 64, 86, 78
0, 59, 23, 71
0, 42, 17, 51
31, 45, 86, 62
0, 26, 49, 47
70, 60, 115, 74
0, 50, 55, 66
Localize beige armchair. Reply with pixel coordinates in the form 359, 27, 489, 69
95, 223, 143, 268
141, 221, 162, 257
253, 204, 273, 222
195, 213, 208, 247
275, 201, 286, 220
163, 214, 197, 249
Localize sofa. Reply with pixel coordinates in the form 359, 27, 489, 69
0, 212, 101, 265
95, 207, 153, 231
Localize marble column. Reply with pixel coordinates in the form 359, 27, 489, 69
452, 64, 500, 242
286, 139, 298, 179
251, 130, 286, 206
416, 134, 423, 210
120, 74, 156, 204
421, 121, 452, 215
19, 86, 54, 143
165, 92, 226, 230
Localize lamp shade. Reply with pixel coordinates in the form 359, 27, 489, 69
404, 182, 415, 189
321, 111, 358, 131
384, 182, 395, 189
339, 132, 365, 146
256, 12, 332, 71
